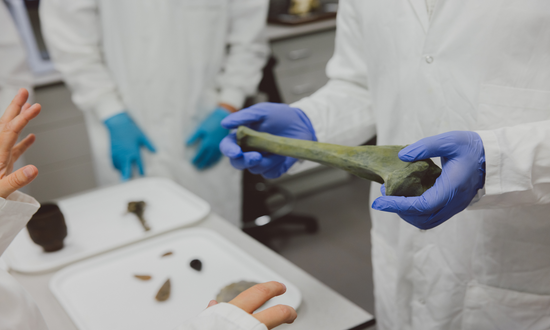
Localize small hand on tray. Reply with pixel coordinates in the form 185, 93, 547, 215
206, 281, 297, 329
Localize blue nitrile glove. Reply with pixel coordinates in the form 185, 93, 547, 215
104, 112, 156, 181
187, 107, 230, 170
219, 102, 317, 179
372, 131, 486, 230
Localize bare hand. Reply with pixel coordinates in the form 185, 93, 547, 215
207, 281, 297, 329
0, 89, 40, 198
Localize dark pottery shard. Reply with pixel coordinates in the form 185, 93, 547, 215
134, 275, 152, 281
161, 251, 173, 258
190, 259, 202, 272
237, 126, 441, 197
155, 279, 171, 302
26, 203, 68, 252
216, 281, 259, 303
127, 201, 150, 231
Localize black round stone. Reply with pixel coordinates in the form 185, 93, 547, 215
190, 259, 202, 272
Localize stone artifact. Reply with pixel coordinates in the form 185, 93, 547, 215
216, 281, 259, 303
190, 259, 202, 272
155, 279, 171, 302
134, 275, 152, 281
237, 126, 441, 197
127, 201, 150, 232
26, 203, 68, 252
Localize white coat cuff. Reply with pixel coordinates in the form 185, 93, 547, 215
176, 303, 267, 330
0, 191, 40, 256
220, 88, 247, 110
469, 130, 501, 208
0, 191, 40, 219
94, 94, 126, 121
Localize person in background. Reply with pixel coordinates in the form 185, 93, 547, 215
221, 0, 550, 329
0, 2, 33, 112
39, 0, 270, 226
0, 89, 296, 330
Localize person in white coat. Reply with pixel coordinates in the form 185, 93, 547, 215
39, 0, 270, 226
220, 0, 550, 329
0, 90, 296, 330
0, 2, 33, 114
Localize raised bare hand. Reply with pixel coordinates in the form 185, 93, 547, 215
0, 88, 40, 198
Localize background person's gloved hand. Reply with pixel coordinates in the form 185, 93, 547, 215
372, 131, 486, 229
104, 112, 156, 181
187, 107, 230, 170
220, 102, 316, 179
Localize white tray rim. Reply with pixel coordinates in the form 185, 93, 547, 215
6, 177, 211, 274
49, 227, 302, 330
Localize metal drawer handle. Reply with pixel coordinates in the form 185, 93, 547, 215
287, 48, 312, 61
292, 83, 314, 95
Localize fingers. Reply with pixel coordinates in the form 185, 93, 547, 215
1, 89, 29, 124
193, 145, 221, 170
253, 304, 297, 330
21, 103, 31, 113
380, 184, 386, 196
0, 165, 38, 198
0, 103, 41, 160
220, 106, 266, 129
11, 134, 36, 163
229, 152, 263, 170
139, 134, 156, 153
121, 157, 132, 181
398, 133, 460, 162
229, 281, 287, 314
136, 156, 145, 176
187, 129, 203, 146
207, 300, 218, 308
219, 133, 242, 158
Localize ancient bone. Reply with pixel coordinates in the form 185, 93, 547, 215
237, 126, 441, 197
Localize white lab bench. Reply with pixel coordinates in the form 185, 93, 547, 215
11, 211, 374, 330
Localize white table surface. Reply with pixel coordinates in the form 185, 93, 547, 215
11, 212, 374, 330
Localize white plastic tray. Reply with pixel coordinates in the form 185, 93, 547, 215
5, 177, 210, 273
50, 228, 302, 330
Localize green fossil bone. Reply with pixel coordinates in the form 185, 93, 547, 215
237, 126, 441, 197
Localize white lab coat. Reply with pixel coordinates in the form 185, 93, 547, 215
0, 2, 33, 112
0, 191, 265, 330
292, 0, 550, 329
40, 0, 270, 226
0, 191, 47, 330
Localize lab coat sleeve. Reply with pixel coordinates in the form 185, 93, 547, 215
290, 0, 376, 148
175, 303, 267, 330
0, 191, 40, 256
39, 0, 125, 120
0, 3, 33, 112
0, 192, 48, 330
470, 120, 550, 209
217, 0, 270, 110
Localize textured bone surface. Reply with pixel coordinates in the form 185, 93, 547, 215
237, 126, 441, 197
216, 281, 259, 303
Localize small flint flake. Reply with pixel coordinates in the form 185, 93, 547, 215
155, 279, 171, 302
134, 275, 152, 281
